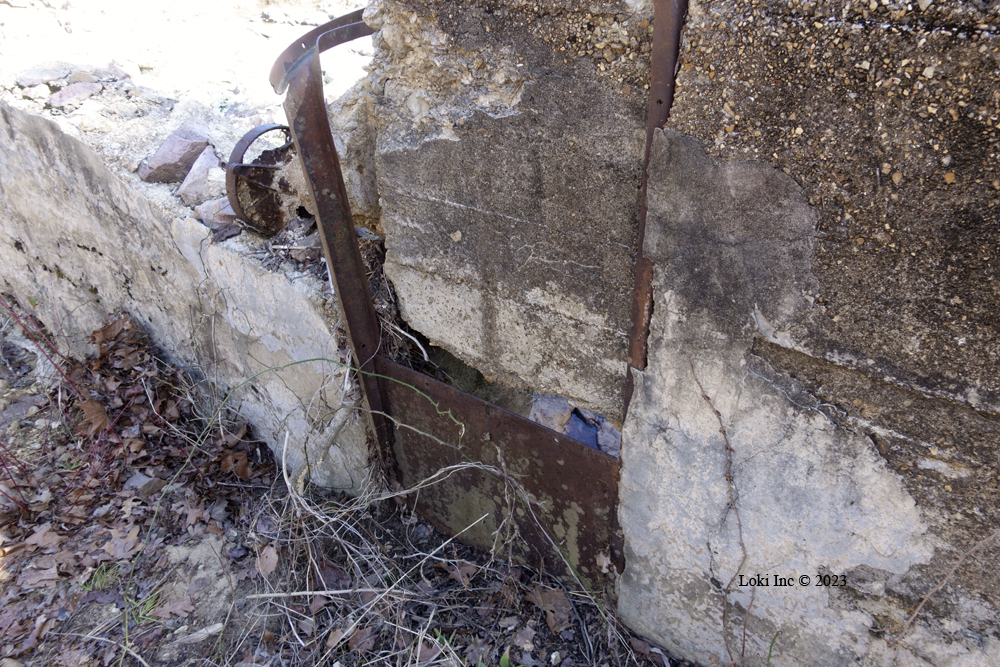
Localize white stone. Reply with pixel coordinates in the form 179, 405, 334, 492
21, 84, 50, 101
176, 145, 221, 206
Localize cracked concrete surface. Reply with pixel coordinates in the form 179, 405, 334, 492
620, 128, 999, 666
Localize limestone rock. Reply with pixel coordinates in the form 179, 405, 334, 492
527, 394, 573, 433
67, 70, 98, 84
137, 119, 210, 183
92, 63, 131, 81
194, 197, 238, 229
20, 85, 50, 101
15, 64, 72, 88
176, 145, 222, 206
47, 82, 101, 108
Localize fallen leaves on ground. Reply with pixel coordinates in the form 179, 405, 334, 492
514, 624, 536, 650
152, 597, 195, 619
437, 558, 478, 588
525, 585, 573, 633
256, 545, 278, 578
348, 627, 376, 653
0, 313, 276, 664
414, 638, 443, 663
75, 400, 109, 438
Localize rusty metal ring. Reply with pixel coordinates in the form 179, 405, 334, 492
225, 123, 291, 223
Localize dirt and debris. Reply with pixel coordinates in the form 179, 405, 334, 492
0, 305, 276, 664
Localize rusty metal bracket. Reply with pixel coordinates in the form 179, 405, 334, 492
263, 2, 685, 588
624, 0, 689, 416
225, 123, 301, 236
225, 123, 291, 220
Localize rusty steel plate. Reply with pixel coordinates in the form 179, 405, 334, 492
375, 356, 623, 591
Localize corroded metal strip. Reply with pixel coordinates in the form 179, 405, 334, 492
624, 0, 689, 415
376, 356, 623, 588
269, 15, 395, 472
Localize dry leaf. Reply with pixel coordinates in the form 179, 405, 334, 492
415, 639, 443, 663
514, 625, 536, 651
102, 525, 141, 560
465, 637, 492, 664
298, 618, 315, 636
77, 400, 110, 437
309, 595, 327, 614
25, 523, 62, 551
519, 651, 543, 667
91, 318, 127, 345
630, 637, 651, 656
256, 545, 278, 578
314, 559, 350, 591
348, 627, 376, 653
28, 488, 52, 512
525, 585, 573, 633
221, 451, 249, 480
153, 597, 195, 619
19, 566, 61, 588
326, 628, 345, 649
437, 559, 478, 587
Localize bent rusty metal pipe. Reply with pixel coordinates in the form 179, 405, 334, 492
267, 13, 396, 474
624, 0, 689, 416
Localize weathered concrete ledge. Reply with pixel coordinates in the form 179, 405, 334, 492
0, 102, 370, 493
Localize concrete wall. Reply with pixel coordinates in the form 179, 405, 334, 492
0, 103, 369, 493
365, 0, 651, 421
357, 1, 1000, 664
619, 1, 999, 665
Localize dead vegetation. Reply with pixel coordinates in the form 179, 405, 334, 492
0, 299, 680, 667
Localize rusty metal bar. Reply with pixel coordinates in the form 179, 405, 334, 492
268, 13, 395, 473
624, 0, 688, 415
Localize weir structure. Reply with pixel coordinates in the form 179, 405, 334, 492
255, 2, 687, 590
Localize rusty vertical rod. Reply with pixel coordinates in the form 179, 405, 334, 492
623, 0, 688, 416
273, 17, 395, 475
